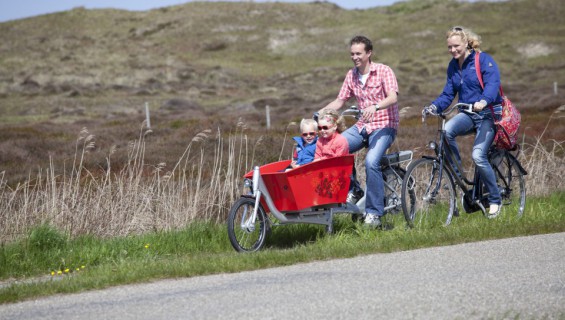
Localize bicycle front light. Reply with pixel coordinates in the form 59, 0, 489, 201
427, 141, 438, 152
243, 178, 253, 195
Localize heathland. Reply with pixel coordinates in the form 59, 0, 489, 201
1, 0, 564, 303
0, 0, 564, 241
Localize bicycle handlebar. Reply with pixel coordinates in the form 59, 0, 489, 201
314, 106, 362, 122
450, 103, 474, 115
422, 102, 477, 123
340, 106, 361, 119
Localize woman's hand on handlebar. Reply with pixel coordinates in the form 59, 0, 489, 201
422, 104, 437, 116
421, 104, 437, 123
473, 99, 488, 112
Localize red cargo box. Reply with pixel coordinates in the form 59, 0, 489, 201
244, 155, 353, 212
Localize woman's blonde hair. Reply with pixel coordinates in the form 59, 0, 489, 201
318, 109, 347, 133
447, 26, 481, 51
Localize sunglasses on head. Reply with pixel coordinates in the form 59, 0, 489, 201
318, 125, 333, 131
301, 132, 316, 137
452, 26, 463, 32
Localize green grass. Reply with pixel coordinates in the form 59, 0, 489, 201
1, 191, 564, 304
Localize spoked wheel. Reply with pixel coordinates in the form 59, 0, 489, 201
401, 158, 456, 228
383, 166, 406, 215
227, 197, 269, 252
351, 166, 408, 223
490, 151, 526, 218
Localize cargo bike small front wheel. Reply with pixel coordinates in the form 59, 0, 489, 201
227, 197, 269, 252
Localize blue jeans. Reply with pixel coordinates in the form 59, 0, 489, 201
343, 127, 396, 217
444, 111, 501, 205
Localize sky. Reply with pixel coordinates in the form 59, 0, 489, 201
0, 0, 405, 23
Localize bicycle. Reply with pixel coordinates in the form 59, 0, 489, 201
335, 106, 413, 222
226, 107, 412, 252
401, 103, 527, 228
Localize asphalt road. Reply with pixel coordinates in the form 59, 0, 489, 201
1, 233, 564, 319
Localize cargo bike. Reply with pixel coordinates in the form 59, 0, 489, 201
227, 107, 413, 252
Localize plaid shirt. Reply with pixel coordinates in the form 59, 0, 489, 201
337, 62, 399, 133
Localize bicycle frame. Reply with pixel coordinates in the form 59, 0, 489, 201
423, 103, 489, 213
246, 164, 362, 231
355, 152, 412, 213
340, 106, 412, 214
399, 103, 528, 230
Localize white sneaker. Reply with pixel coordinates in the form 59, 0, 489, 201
487, 204, 501, 219
346, 189, 364, 204
364, 214, 382, 228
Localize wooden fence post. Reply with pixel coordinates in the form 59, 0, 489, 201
145, 102, 151, 128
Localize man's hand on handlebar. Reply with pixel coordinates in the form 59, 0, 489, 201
361, 105, 377, 122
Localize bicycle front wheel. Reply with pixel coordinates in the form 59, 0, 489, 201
401, 158, 456, 228
227, 197, 269, 252
491, 151, 526, 218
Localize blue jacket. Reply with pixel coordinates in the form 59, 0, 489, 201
432, 50, 502, 113
292, 136, 317, 165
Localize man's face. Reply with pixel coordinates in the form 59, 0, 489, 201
350, 43, 371, 69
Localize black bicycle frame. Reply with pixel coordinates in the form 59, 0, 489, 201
425, 113, 483, 209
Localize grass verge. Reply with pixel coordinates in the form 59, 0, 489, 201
1, 191, 564, 304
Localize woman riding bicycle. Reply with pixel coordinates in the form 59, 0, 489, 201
422, 26, 503, 218
320, 35, 400, 228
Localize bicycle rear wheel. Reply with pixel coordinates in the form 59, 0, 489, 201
382, 166, 405, 215
227, 197, 269, 252
490, 151, 526, 218
401, 158, 456, 228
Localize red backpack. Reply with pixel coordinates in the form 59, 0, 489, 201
475, 52, 521, 150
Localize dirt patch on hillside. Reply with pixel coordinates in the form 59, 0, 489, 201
517, 42, 556, 58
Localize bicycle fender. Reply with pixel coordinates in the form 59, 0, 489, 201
421, 155, 439, 162
508, 153, 528, 175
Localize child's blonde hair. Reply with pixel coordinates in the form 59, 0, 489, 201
318, 109, 347, 133
300, 118, 318, 132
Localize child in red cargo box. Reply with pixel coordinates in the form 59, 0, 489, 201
286, 118, 318, 171
314, 109, 349, 161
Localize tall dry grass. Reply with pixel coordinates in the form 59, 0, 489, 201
0, 120, 268, 243
519, 105, 565, 195
0, 108, 564, 243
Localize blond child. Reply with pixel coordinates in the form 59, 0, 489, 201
288, 118, 318, 170
314, 109, 349, 160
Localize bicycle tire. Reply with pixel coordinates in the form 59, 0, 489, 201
227, 197, 269, 252
490, 151, 526, 218
351, 165, 407, 223
401, 158, 456, 228
382, 166, 406, 215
